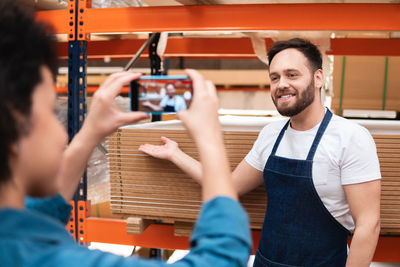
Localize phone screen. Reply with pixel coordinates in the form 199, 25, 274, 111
130, 75, 192, 114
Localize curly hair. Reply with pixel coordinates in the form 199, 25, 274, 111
0, 0, 58, 183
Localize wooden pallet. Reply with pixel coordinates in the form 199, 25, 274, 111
108, 129, 400, 235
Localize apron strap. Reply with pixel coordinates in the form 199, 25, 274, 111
270, 119, 290, 156
306, 108, 333, 161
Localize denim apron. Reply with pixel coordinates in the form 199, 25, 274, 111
254, 109, 350, 267
163, 104, 175, 112
163, 97, 176, 112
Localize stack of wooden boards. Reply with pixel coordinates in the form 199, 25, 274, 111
108, 129, 400, 235
332, 56, 400, 112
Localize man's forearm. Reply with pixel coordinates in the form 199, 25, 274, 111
346, 222, 380, 267
56, 124, 100, 201
147, 102, 163, 111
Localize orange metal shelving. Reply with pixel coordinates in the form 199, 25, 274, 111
55, 37, 400, 60
85, 217, 400, 262
37, 4, 400, 34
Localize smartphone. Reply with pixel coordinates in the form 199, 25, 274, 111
130, 75, 192, 114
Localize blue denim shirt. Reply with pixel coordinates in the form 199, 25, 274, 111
0, 194, 251, 267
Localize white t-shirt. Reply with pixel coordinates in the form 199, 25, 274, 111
159, 95, 187, 112
245, 113, 381, 230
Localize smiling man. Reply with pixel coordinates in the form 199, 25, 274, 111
140, 38, 382, 267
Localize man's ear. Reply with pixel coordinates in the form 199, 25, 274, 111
314, 69, 324, 90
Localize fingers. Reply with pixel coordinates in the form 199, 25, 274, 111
176, 109, 188, 122
139, 138, 167, 153
98, 71, 141, 98
117, 111, 150, 127
176, 110, 193, 133
138, 144, 157, 156
138, 144, 152, 153
185, 69, 206, 98
205, 80, 217, 98
138, 144, 164, 158
108, 72, 141, 98
161, 136, 169, 144
100, 72, 128, 89
185, 69, 217, 104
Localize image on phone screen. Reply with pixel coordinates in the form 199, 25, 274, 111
130, 75, 192, 114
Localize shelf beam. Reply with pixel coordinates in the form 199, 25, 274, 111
37, 4, 400, 34
56, 38, 400, 59
327, 38, 400, 56
36, 9, 70, 35
86, 217, 262, 253
86, 217, 400, 261
373, 236, 400, 262
86, 218, 190, 250
85, 4, 400, 33
56, 38, 269, 59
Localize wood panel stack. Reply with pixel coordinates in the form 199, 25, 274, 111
375, 135, 400, 234
108, 129, 265, 230
108, 129, 400, 235
332, 56, 400, 113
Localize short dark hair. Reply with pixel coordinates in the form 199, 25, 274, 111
0, 0, 58, 183
267, 38, 322, 72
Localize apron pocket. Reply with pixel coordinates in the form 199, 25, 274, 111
254, 250, 302, 267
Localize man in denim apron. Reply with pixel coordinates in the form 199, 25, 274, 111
250, 39, 381, 266
143, 83, 187, 112
140, 38, 382, 266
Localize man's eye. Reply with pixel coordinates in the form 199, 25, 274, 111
288, 73, 297, 78
270, 77, 278, 81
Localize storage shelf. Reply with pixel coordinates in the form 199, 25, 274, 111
55, 38, 400, 60
86, 217, 400, 262
37, 3, 400, 34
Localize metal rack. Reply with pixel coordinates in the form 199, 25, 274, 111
36, 0, 400, 261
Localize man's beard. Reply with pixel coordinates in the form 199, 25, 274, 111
272, 80, 315, 117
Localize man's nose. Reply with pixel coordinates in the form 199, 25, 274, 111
277, 77, 289, 89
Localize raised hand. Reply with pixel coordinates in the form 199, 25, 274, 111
178, 69, 235, 201
57, 71, 150, 201
83, 71, 150, 143
177, 69, 221, 141
138, 136, 179, 161
141, 100, 152, 108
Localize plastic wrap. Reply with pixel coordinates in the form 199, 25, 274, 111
56, 96, 132, 208
91, 0, 143, 8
